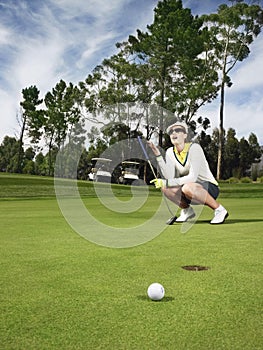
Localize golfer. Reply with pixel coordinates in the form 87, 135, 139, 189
147, 121, 229, 224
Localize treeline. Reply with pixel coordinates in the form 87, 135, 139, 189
1, 0, 263, 179
0, 124, 262, 181
197, 128, 262, 181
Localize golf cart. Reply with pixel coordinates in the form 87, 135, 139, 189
89, 158, 112, 183
119, 161, 140, 185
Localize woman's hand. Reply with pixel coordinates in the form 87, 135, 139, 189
146, 141, 161, 157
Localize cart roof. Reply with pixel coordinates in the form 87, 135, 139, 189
121, 161, 140, 165
91, 158, 112, 162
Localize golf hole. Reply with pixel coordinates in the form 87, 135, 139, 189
182, 265, 210, 271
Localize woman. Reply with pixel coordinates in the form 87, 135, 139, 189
147, 121, 228, 224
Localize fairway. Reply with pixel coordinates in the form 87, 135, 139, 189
0, 174, 263, 349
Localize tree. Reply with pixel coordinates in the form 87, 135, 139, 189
249, 133, 262, 180
224, 128, 240, 178
34, 152, 48, 176
86, 126, 108, 161
202, 0, 263, 179
96, 54, 138, 105
78, 0, 222, 146
248, 132, 262, 164
0, 136, 20, 173
79, 51, 145, 133
57, 120, 86, 179
126, 0, 219, 145
77, 149, 90, 180
198, 128, 219, 177
43, 80, 82, 175
239, 137, 252, 177
102, 122, 130, 146
19, 85, 43, 172
199, 127, 262, 179
22, 147, 36, 175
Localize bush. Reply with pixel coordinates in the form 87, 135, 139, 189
228, 177, 239, 183
240, 177, 252, 183
257, 176, 263, 183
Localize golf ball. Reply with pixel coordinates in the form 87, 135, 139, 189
147, 283, 165, 301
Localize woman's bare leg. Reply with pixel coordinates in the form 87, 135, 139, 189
162, 187, 189, 209
181, 183, 219, 210
162, 183, 220, 210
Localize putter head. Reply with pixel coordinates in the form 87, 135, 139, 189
166, 216, 177, 225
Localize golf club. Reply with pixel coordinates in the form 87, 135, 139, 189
137, 136, 177, 225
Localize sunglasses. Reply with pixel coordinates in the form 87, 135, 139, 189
168, 128, 185, 135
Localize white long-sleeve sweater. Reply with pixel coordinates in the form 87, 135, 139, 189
156, 143, 218, 187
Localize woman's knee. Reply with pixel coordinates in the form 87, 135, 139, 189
161, 187, 180, 197
161, 187, 170, 196
181, 183, 195, 197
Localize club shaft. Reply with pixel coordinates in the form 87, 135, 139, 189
137, 136, 149, 160
137, 137, 175, 217
137, 136, 157, 178
147, 160, 157, 179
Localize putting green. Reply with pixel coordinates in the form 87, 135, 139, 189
0, 174, 263, 349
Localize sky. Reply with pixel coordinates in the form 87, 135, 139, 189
0, 0, 262, 145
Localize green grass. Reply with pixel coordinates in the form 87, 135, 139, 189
0, 173, 263, 349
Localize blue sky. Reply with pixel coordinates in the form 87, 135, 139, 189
0, 0, 262, 145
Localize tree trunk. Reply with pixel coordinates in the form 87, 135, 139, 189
217, 80, 225, 180
159, 55, 167, 148
159, 84, 165, 148
17, 114, 26, 173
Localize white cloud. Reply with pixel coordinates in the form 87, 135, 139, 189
0, 0, 153, 143
200, 92, 263, 145
0, 89, 20, 138
0, 25, 11, 45
230, 36, 263, 92
183, 0, 222, 15
79, 34, 116, 64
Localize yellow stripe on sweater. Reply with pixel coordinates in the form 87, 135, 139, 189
174, 143, 191, 164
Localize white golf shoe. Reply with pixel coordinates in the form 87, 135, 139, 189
176, 206, 195, 222
210, 205, 229, 224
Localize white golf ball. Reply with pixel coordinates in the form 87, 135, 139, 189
147, 282, 165, 301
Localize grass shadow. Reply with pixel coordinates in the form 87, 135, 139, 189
223, 219, 263, 224
137, 295, 175, 302
173, 219, 263, 225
